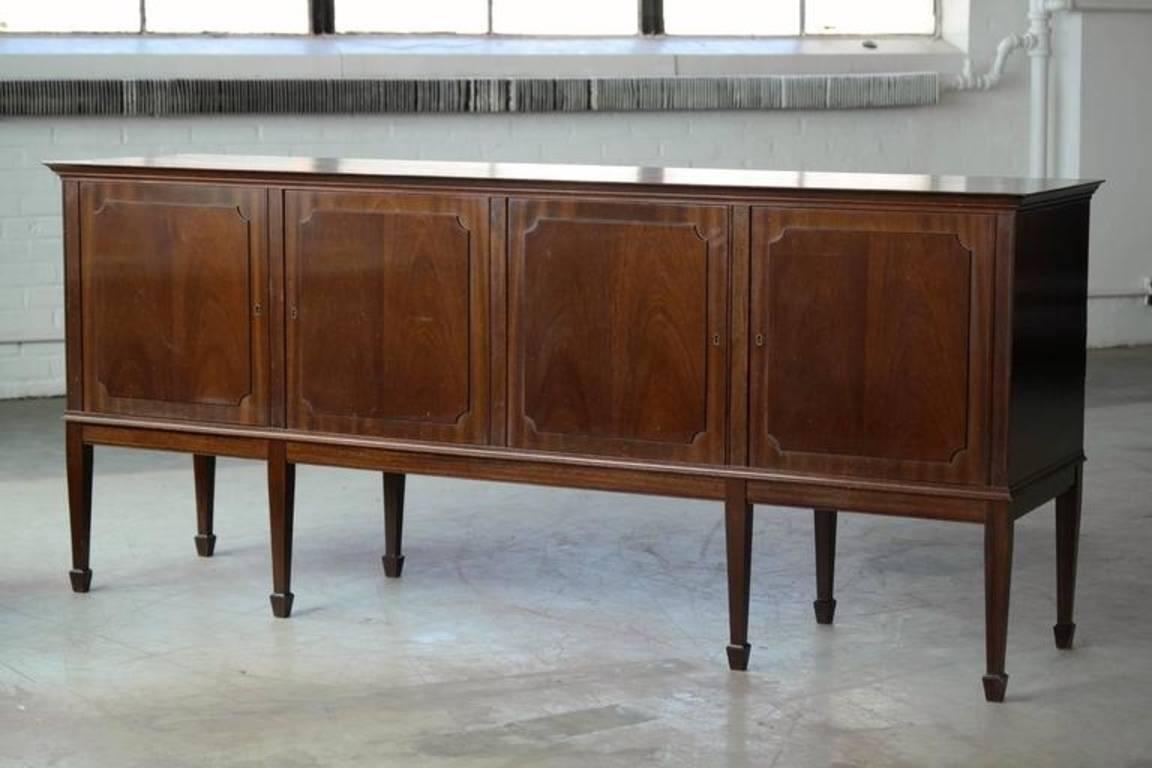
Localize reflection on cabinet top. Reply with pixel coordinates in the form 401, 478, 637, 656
48, 155, 1102, 204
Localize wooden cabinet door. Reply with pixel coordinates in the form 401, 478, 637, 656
79, 182, 268, 425
285, 190, 489, 442
749, 207, 994, 484
508, 198, 729, 464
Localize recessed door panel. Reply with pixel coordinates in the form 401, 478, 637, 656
285, 190, 488, 442
749, 208, 994, 484
79, 182, 268, 424
508, 198, 728, 463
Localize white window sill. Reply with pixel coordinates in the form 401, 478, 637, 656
0, 35, 964, 79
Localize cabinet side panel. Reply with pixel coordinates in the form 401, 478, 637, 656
1008, 200, 1091, 485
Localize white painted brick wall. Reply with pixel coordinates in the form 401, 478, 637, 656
0, 340, 64, 399
0, 120, 65, 380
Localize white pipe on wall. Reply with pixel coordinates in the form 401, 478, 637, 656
948, 0, 1071, 177
950, 32, 1037, 91
1028, 0, 1051, 176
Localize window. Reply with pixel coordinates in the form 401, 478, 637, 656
335, 2, 488, 34
147, 0, 309, 34
0, 0, 937, 36
803, 0, 936, 35
663, 0, 800, 36
0, 0, 139, 32
491, 0, 636, 36
0, 0, 309, 33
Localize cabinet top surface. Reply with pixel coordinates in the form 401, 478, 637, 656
49, 154, 1102, 199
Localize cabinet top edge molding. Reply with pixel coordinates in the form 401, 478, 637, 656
47, 155, 1103, 202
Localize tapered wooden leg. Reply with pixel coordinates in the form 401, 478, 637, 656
267, 441, 295, 618
725, 479, 753, 670
814, 508, 837, 625
983, 504, 1014, 702
193, 454, 217, 557
66, 422, 93, 593
382, 472, 406, 578
1054, 465, 1083, 650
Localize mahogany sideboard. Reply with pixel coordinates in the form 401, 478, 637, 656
49, 155, 1100, 702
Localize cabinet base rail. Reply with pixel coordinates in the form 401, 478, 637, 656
65, 421, 1083, 703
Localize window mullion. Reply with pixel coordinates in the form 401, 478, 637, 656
640, 0, 663, 35
310, 0, 335, 34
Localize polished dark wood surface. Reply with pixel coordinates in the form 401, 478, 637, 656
65, 421, 93, 593
267, 440, 295, 619
1054, 464, 1083, 649
508, 198, 728, 463
813, 508, 837, 625
50, 154, 1101, 199
724, 479, 753, 671
285, 190, 489, 442
78, 182, 268, 425
382, 472, 406, 578
983, 502, 1014, 703
750, 207, 994, 484
1008, 200, 1091, 486
52, 156, 1100, 703
193, 454, 216, 557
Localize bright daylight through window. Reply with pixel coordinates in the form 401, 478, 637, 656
0, 0, 936, 35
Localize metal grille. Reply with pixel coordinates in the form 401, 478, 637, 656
0, 74, 940, 117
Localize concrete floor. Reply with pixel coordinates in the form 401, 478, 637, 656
1, 348, 1150, 768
